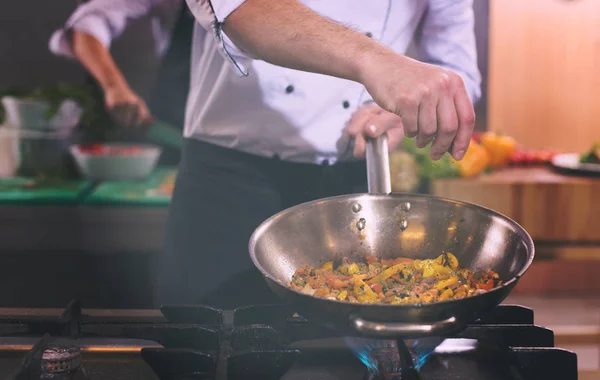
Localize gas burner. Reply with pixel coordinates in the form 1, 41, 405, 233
0, 301, 580, 380
363, 346, 402, 380
40, 344, 81, 374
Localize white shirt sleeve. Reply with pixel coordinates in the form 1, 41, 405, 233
49, 0, 160, 59
185, 0, 251, 76
415, 0, 482, 104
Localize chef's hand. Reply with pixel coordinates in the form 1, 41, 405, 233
359, 53, 475, 160
104, 85, 153, 128
345, 104, 404, 158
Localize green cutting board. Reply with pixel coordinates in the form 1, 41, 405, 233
0, 177, 93, 205
84, 168, 176, 206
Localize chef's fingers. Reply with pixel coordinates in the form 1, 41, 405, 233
386, 121, 405, 152
430, 96, 458, 160
361, 112, 404, 155
449, 90, 476, 160
399, 98, 419, 139
346, 107, 376, 135
415, 96, 438, 148
134, 103, 152, 127
109, 104, 129, 127
353, 133, 367, 158
124, 105, 139, 128
364, 111, 401, 138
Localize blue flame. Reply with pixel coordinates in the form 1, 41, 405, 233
344, 337, 441, 374
344, 337, 390, 372
407, 339, 437, 370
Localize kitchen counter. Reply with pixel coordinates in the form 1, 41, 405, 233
432, 166, 600, 296
432, 166, 600, 242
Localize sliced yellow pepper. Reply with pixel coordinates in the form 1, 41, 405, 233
347, 263, 359, 275
421, 290, 438, 303
433, 266, 453, 280
337, 290, 348, 301
436, 276, 459, 290
366, 263, 407, 285
353, 276, 378, 303
446, 252, 459, 269
421, 260, 437, 278
413, 259, 422, 269
439, 288, 454, 301
321, 261, 333, 271
434, 254, 447, 266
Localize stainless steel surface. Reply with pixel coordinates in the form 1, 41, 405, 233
249, 135, 535, 338
365, 135, 391, 194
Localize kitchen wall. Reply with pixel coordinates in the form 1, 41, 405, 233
0, 0, 490, 126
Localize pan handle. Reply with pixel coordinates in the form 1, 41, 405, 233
365, 135, 392, 194
350, 315, 458, 338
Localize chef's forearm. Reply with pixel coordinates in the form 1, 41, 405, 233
71, 30, 129, 92
222, 0, 392, 83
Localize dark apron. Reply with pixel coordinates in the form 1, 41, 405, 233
147, 3, 195, 165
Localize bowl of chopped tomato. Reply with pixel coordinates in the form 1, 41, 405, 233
70, 143, 162, 181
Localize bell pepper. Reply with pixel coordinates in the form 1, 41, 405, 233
455, 140, 490, 178
480, 132, 517, 168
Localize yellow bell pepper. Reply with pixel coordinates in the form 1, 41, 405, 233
480, 132, 516, 168
456, 140, 490, 178
436, 276, 459, 291
439, 288, 454, 301
353, 276, 378, 303
446, 253, 459, 270
366, 263, 408, 285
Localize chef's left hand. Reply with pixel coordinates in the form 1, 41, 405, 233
345, 103, 405, 158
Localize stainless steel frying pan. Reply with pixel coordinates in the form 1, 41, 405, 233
249, 135, 535, 339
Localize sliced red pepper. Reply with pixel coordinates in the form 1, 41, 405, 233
476, 279, 494, 291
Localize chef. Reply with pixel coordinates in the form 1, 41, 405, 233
49, 0, 192, 164
54, 0, 481, 309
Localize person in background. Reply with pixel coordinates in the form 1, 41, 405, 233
155, 0, 481, 309
49, 0, 193, 164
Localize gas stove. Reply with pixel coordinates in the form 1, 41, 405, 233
0, 299, 578, 380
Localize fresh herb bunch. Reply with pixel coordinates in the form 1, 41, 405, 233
401, 137, 460, 179
0, 82, 98, 126
580, 143, 599, 164
0, 82, 125, 141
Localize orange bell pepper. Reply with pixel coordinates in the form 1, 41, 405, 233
455, 140, 490, 178
480, 132, 517, 168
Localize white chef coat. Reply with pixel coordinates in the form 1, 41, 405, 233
50, 0, 481, 165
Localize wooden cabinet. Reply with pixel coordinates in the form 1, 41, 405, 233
488, 0, 600, 152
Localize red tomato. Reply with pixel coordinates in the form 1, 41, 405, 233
78, 144, 144, 156
522, 152, 536, 165
79, 144, 106, 155
370, 283, 383, 294
509, 151, 524, 166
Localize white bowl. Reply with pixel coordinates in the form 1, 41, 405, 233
1, 96, 82, 131
70, 143, 162, 181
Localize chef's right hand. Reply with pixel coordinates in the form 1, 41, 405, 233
359, 52, 475, 161
104, 85, 153, 128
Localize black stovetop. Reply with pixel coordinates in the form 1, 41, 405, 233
0, 299, 578, 380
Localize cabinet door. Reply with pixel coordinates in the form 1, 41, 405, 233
488, 0, 600, 151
